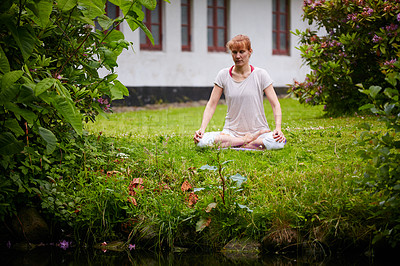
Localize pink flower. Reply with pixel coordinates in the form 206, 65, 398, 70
128, 244, 136, 250
372, 34, 382, 43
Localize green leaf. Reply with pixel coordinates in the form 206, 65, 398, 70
4, 102, 37, 124
111, 80, 129, 100
1, 70, 24, 90
0, 45, 10, 74
17, 85, 35, 103
38, 127, 58, 154
52, 95, 83, 135
138, 0, 157, 10
26, 0, 53, 28
199, 164, 217, 171
97, 14, 114, 31
358, 103, 375, 111
5, 23, 36, 62
57, 0, 78, 12
4, 119, 24, 136
35, 77, 56, 96
126, 17, 154, 45
78, 0, 105, 20
0, 132, 24, 156
369, 86, 382, 99
229, 173, 247, 188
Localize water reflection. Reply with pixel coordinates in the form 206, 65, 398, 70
0, 247, 391, 265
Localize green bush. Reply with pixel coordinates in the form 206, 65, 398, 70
290, 0, 400, 116
0, 0, 162, 221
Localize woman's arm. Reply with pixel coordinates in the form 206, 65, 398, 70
194, 84, 223, 143
264, 84, 285, 142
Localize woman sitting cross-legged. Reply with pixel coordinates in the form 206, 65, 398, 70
193, 34, 286, 150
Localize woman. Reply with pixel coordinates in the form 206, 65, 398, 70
193, 35, 286, 150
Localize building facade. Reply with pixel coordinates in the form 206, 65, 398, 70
112, 0, 311, 105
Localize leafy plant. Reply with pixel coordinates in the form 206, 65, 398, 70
290, 0, 400, 116
0, 0, 166, 221
357, 78, 400, 248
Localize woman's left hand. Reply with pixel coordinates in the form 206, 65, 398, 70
272, 129, 286, 143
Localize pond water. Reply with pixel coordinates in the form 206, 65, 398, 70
1, 247, 392, 266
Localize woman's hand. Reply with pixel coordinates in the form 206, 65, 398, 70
272, 129, 286, 143
194, 129, 205, 144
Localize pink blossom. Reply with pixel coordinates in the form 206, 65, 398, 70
372, 34, 382, 43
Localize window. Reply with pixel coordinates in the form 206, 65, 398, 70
140, 1, 162, 50
95, 1, 120, 31
105, 1, 120, 30
272, 0, 290, 55
207, 0, 227, 52
181, 0, 192, 51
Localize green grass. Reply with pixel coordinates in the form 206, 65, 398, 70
81, 98, 386, 251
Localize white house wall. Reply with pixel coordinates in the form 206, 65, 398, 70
115, 0, 311, 89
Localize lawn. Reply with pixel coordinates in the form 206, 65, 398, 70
79, 97, 386, 252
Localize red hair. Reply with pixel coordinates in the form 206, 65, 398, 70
226, 35, 252, 51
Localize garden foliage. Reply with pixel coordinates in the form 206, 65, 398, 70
290, 0, 400, 115
0, 0, 162, 221
291, 0, 400, 247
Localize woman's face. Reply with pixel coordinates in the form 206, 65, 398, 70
231, 47, 252, 67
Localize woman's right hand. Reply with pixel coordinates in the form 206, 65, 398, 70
194, 129, 205, 144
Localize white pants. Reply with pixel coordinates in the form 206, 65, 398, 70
197, 131, 286, 150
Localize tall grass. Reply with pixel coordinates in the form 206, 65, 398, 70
82, 98, 385, 252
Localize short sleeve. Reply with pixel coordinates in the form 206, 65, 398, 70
258, 68, 274, 91
214, 68, 228, 89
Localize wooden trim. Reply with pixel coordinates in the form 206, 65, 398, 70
272, 0, 290, 55
141, 1, 163, 50
207, 0, 227, 52
181, 0, 192, 51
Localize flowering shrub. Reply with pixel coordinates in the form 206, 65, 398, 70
290, 0, 400, 115
0, 0, 165, 220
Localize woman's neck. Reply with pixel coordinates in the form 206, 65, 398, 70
233, 64, 251, 75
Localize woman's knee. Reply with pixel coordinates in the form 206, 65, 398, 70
197, 132, 220, 148
262, 132, 286, 150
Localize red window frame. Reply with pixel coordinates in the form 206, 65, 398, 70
207, 0, 227, 52
181, 0, 192, 51
141, 1, 163, 50
272, 0, 290, 55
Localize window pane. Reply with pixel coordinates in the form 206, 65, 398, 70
208, 0, 213, 6
217, 8, 225, 27
107, 2, 117, 19
151, 5, 159, 23
280, 14, 286, 30
207, 7, 213, 26
142, 6, 147, 23
272, 0, 277, 12
153, 25, 160, 45
279, 0, 286, 12
272, 32, 277, 50
140, 30, 147, 45
217, 0, 224, 7
182, 5, 188, 24
217, 28, 225, 47
182, 0, 188, 4
273, 14, 276, 30
280, 32, 286, 50
208, 28, 214, 47
182, 27, 188, 46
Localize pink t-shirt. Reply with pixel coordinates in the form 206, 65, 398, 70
214, 66, 273, 137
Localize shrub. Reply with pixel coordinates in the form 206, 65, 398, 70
0, 0, 163, 221
290, 0, 400, 116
